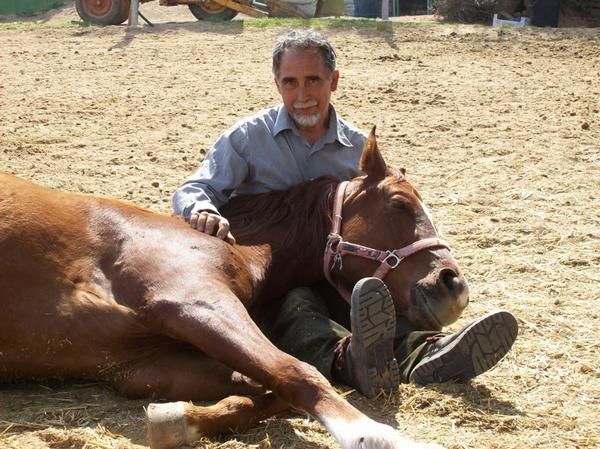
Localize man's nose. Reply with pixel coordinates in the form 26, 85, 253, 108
296, 84, 309, 101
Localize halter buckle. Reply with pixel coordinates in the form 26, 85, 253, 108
325, 233, 341, 253
382, 250, 403, 268
325, 233, 344, 271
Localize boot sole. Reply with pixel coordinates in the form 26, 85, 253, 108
351, 277, 400, 398
409, 310, 518, 385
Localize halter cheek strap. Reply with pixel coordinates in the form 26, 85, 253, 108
323, 181, 452, 304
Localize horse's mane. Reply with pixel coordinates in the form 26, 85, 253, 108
221, 176, 338, 248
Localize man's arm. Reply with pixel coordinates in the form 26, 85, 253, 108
172, 128, 249, 243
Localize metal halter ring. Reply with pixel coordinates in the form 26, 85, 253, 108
382, 250, 403, 268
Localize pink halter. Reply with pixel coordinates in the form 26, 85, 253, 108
323, 181, 451, 303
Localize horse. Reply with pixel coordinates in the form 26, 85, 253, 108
0, 129, 469, 449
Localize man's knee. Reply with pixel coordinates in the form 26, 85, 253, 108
280, 287, 328, 316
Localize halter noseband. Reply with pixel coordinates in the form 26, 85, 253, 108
323, 181, 452, 304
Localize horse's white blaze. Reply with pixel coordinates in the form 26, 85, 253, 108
322, 416, 445, 449
418, 199, 439, 236
418, 200, 469, 309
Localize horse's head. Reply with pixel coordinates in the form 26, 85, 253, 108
328, 127, 469, 331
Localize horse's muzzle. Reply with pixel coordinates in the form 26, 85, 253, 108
410, 268, 470, 330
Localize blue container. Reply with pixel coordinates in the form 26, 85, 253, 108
353, 0, 381, 17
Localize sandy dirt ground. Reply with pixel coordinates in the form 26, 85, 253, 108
1, 2, 599, 449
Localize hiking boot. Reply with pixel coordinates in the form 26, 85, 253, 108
334, 277, 400, 398
409, 310, 518, 385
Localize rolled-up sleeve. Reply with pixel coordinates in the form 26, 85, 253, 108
172, 126, 249, 219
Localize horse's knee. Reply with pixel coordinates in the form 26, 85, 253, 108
271, 358, 331, 407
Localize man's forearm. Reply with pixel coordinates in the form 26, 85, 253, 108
172, 184, 222, 220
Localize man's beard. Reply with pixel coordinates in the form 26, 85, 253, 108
292, 111, 321, 128
291, 100, 321, 128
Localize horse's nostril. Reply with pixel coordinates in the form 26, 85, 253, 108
440, 268, 461, 292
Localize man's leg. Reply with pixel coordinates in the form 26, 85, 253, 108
392, 310, 519, 384
268, 279, 400, 398
268, 286, 347, 377
393, 317, 439, 382
269, 280, 518, 392
406, 310, 519, 385
335, 278, 400, 398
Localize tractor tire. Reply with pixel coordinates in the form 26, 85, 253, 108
188, 1, 238, 21
116, 0, 132, 24
75, 0, 131, 25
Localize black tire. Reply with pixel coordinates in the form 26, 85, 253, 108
188, 1, 238, 20
75, 0, 130, 25
116, 0, 132, 24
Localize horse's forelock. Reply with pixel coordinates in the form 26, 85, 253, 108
388, 166, 406, 181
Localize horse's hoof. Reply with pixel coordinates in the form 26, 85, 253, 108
146, 402, 188, 449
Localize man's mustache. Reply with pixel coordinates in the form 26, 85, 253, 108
293, 100, 318, 109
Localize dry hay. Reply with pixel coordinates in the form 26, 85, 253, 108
0, 2, 599, 449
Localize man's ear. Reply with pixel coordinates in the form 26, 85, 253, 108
359, 126, 387, 180
330, 69, 340, 92
274, 77, 282, 95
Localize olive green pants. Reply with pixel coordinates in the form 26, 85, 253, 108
266, 286, 443, 383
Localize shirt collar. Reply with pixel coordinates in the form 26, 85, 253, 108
273, 103, 297, 136
273, 103, 353, 148
327, 105, 353, 148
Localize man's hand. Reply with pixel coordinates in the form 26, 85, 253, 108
189, 211, 236, 245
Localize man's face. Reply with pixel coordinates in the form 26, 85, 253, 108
275, 47, 339, 130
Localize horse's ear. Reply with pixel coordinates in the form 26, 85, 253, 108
359, 125, 387, 180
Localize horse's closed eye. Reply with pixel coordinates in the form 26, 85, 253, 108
389, 200, 412, 213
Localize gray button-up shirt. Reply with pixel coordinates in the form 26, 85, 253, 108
172, 103, 367, 218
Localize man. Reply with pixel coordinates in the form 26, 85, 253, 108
172, 29, 518, 398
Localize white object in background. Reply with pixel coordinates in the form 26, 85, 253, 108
381, 0, 389, 20
492, 13, 530, 28
285, 0, 318, 17
344, 0, 354, 16
129, 0, 139, 27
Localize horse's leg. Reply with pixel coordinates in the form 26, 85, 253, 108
111, 345, 265, 401
109, 342, 266, 401
147, 392, 289, 449
143, 291, 444, 449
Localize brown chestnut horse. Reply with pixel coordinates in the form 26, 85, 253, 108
0, 130, 468, 449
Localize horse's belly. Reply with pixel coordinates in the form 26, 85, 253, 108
0, 277, 148, 382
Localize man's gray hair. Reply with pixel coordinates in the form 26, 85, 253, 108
272, 29, 337, 77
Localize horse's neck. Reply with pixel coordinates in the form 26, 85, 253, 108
236, 223, 327, 303
226, 180, 334, 302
